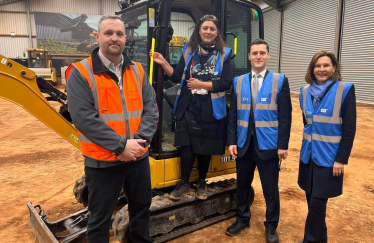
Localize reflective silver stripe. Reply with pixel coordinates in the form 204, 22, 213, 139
255, 121, 279, 127
255, 73, 279, 111
78, 134, 91, 143
80, 59, 99, 111
211, 92, 225, 99
236, 75, 246, 110
99, 113, 125, 122
303, 132, 311, 142
306, 118, 312, 124
302, 85, 309, 119
130, 134, 135, 139
313, 116, 342, 124
256, 103, 278, 110
240, 104, 251, 110
212, 77, 220, 81
270, 73, 279, 110
128, 109, 143, 119
182, 73, 186, 81
312, 134, 341, 143
313, 82, 345, 124
237, 120, 249, 127
130, 63, 143, 100
177, 89, 181, 95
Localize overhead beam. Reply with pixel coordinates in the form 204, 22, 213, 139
261, 0, 281, 11
0, 0, 25, 6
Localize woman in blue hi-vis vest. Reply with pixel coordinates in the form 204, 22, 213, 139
298, 50, 356, 243
150, 15, 232, 201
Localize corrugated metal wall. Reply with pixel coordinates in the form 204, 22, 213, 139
0, 37, 36, 57
280, 0, 339, 93
264, 9, 280, 73
170, 12, 194, 40
30, 0, 102, 14
339, 0, 374, 104
29, 0, 120, 15
0, 0, 26, 11
0, 13, 29, 34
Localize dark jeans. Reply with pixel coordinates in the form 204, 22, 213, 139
303, 193, 328, 243
85, 156, 153, 243
235, 142, 280, 231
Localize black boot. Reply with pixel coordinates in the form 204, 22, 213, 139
226, 221, 250, 236
266, 229, 279, 243
195, 179, 208, 200
169, 180, 191, 200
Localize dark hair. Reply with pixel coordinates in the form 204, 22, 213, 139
249, 39, 269, 53
305, 50, 342, 84
188, 15, 227, 54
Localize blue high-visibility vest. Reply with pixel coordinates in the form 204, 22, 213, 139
234, 71, 284, 150
173, 43, 232, 120
299, 81, 352, 167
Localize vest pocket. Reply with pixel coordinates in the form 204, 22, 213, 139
127, 90, 142, 109
256, 126, 278, 150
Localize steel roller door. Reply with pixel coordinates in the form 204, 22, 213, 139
264, 9, 281, 73
280, 0, 339, 93
340, 0, 374, 104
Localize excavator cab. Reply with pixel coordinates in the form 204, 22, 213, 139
0, 0, 264, 242
115, 0, 263, 181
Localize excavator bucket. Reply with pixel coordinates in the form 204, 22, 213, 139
28, 202, 88, 243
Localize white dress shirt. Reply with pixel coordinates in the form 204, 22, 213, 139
251, 68, 267, 92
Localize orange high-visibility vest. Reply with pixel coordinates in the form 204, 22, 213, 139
69, 57, 147, 161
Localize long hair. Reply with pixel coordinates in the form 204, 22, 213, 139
187, 15, 227, 54
305, 50, 342, 84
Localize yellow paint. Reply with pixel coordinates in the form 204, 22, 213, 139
0, 54, 80, 150
169, 215, 175, 220
149, 38, 155, 85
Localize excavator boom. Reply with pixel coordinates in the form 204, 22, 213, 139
0, 55, 80, 150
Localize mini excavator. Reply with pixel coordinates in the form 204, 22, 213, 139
0, 0, 263, 242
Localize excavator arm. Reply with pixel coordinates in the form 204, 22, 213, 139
0, 54, 80, 150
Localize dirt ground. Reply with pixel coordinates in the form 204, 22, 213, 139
0, 91, 373, 243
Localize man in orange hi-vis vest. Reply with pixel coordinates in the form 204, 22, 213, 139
66, 15, 158, 243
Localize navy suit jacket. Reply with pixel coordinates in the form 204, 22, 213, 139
227, 70, 292, 160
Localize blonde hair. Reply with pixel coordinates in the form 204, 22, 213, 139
305, 50, 342, 84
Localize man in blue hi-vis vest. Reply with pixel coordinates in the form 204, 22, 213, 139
226, 39, 292, 243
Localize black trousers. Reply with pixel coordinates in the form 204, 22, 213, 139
235, 141, 280, 230
303, 193, 328, 243
85, 156, 153, 243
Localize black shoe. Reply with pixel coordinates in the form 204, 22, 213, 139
226, 221, 250, 236
266, 229, 279, 243
169, 180, 191, 200
195, 179, 208, 200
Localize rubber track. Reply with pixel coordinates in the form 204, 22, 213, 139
113, 178, 238, 243
153, 211, 236, 243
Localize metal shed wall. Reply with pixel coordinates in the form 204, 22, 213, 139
339, 0, 374, 104
280, 0, 339, 93
263, 8, 280, 73
0, 37, 36, 57
170, 12, 195, 40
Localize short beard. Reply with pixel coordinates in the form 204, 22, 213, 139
105, 45, 124, 56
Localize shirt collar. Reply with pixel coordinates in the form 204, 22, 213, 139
98, 49, 124, 70
252, 69, 267, 78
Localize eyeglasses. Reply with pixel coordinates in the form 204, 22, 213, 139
200, 15, 218, 21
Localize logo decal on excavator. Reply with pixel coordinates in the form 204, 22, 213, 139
69, 133, 80, 144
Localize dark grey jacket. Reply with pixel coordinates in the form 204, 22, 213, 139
67, 48, 159, 168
